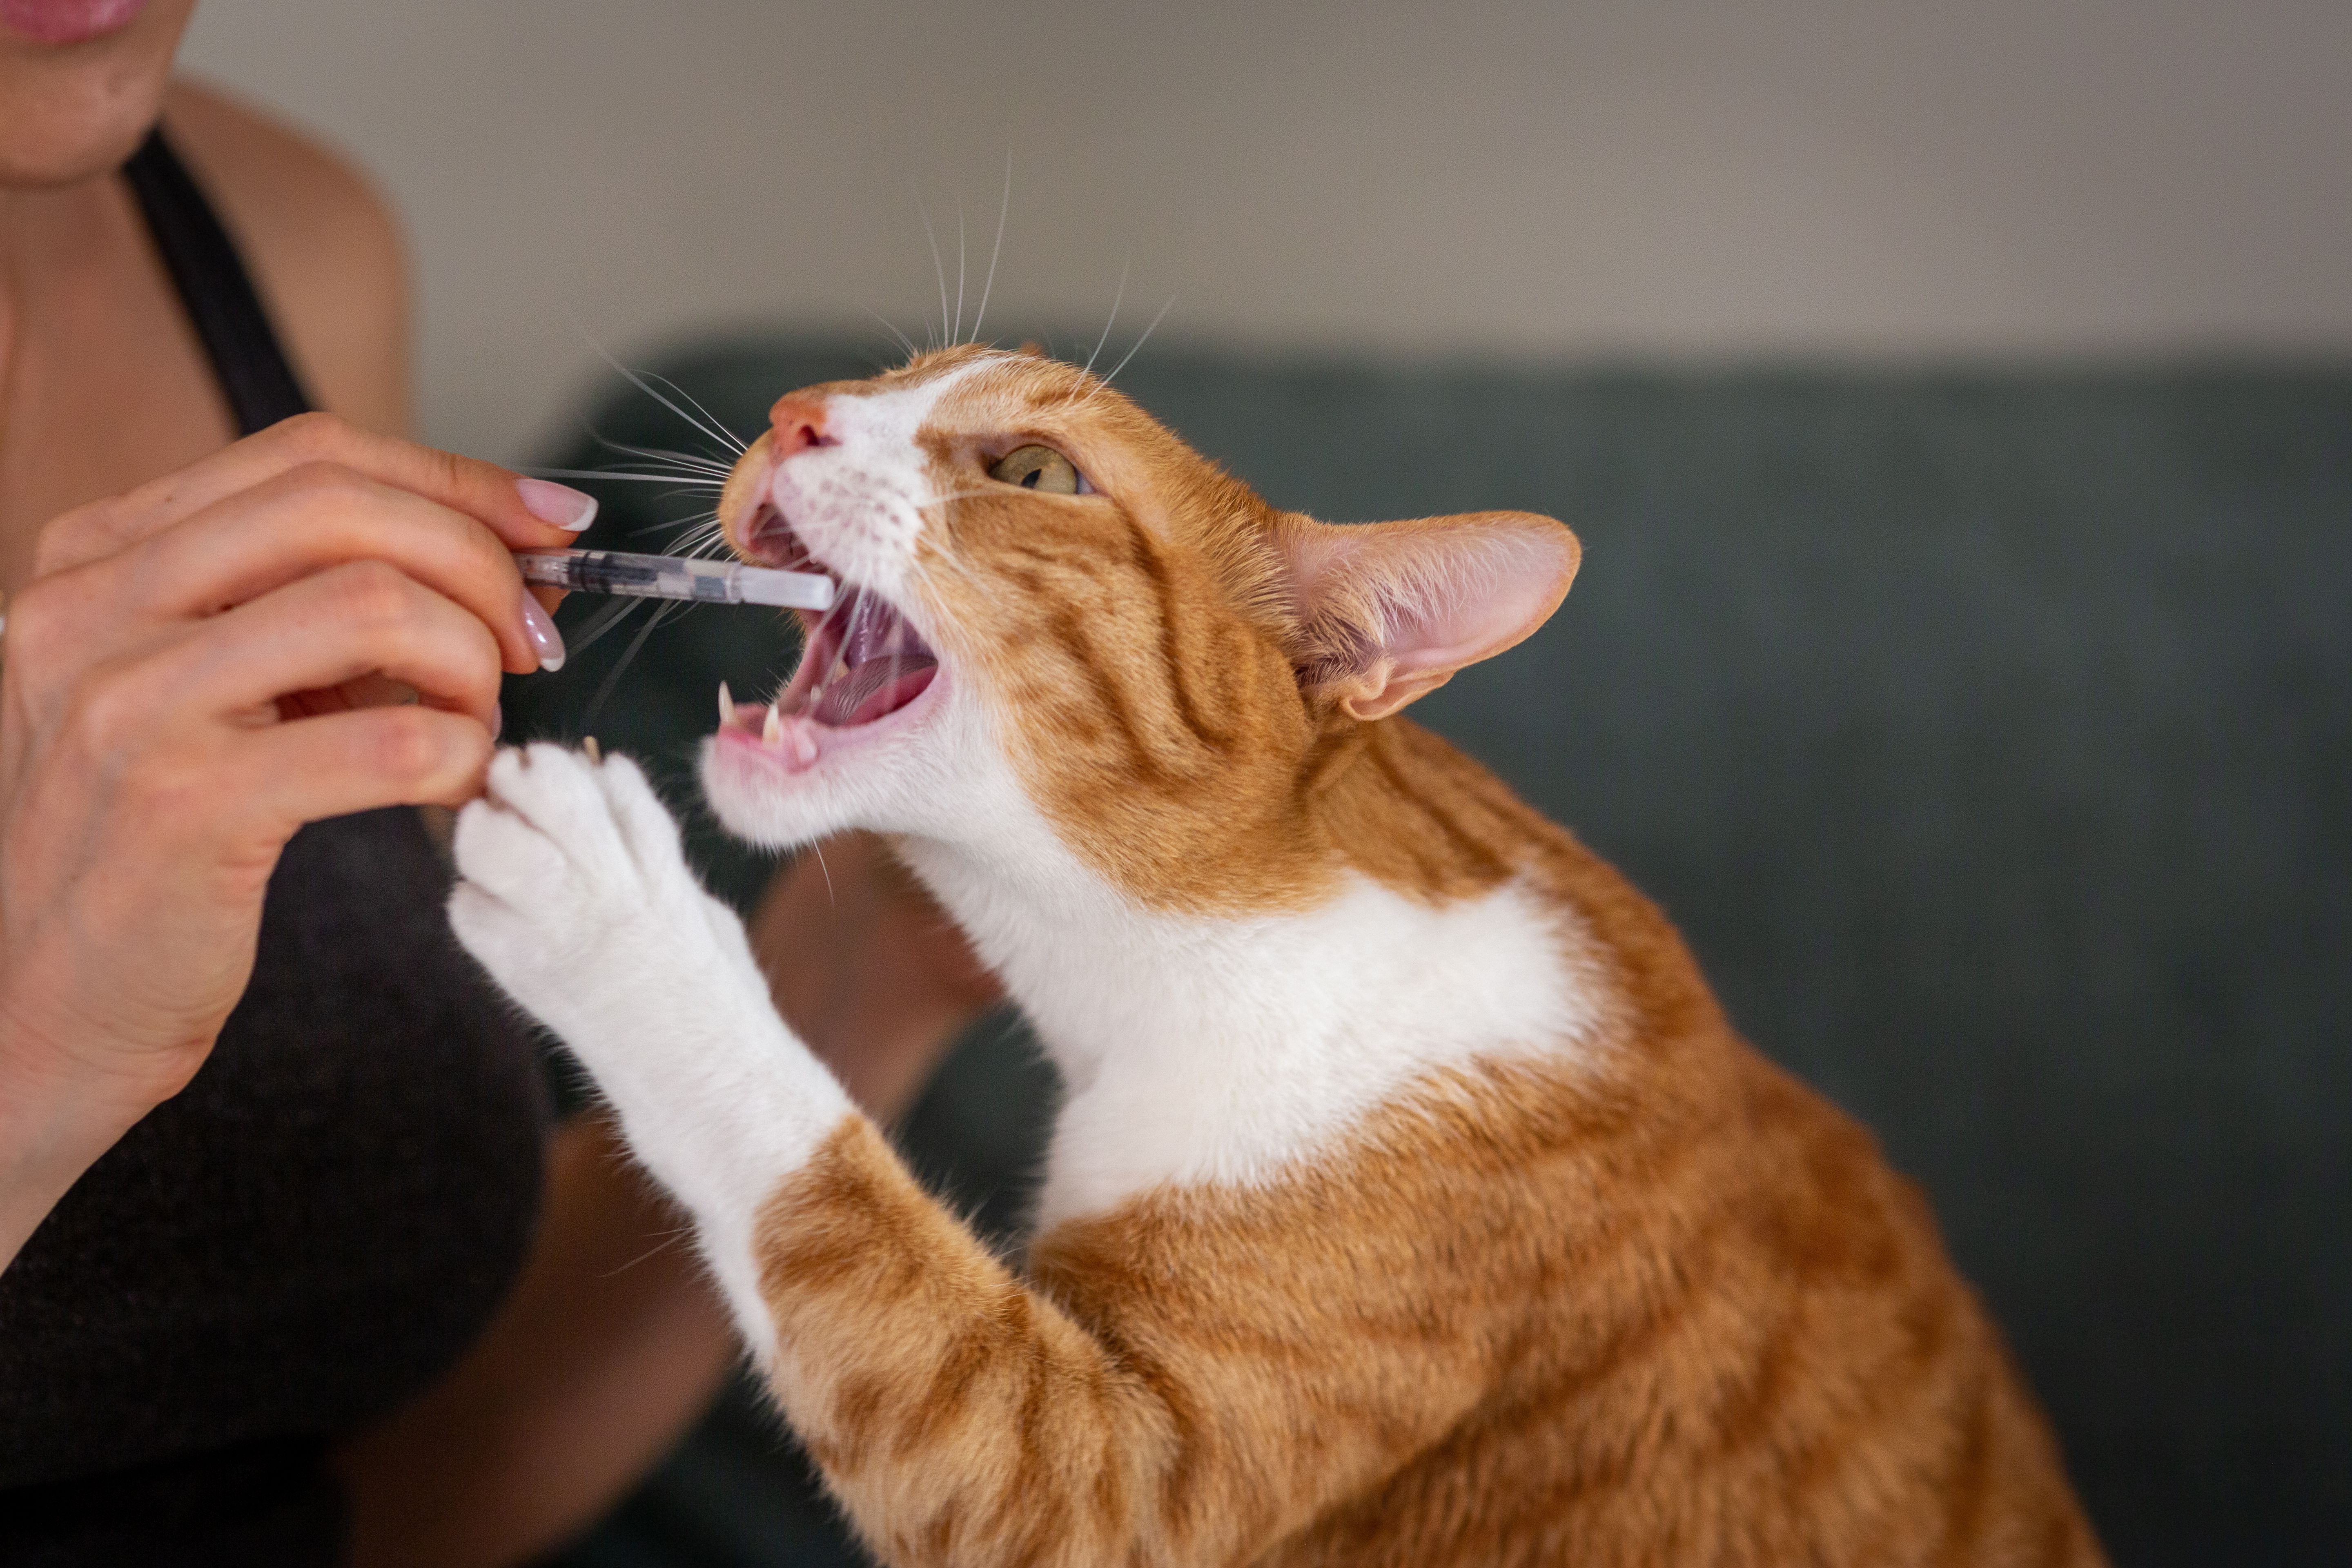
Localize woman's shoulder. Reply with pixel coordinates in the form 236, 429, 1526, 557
158, 80, 408, 434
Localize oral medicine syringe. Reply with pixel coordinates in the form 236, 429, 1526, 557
0, 550, 831, 663
516, 548, 836, 612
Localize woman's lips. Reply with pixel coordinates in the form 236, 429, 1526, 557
0, 0, 149, 45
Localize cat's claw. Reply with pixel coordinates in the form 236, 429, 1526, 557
448, 743, 855, 1266
451, 743, 742, 1027
453, 744, 695, 937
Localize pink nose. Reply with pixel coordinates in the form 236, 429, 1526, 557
768, 394, 832, 457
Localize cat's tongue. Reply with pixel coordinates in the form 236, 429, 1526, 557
788, 586, 939, 729
732, 505, 940, 742
812, 655, 938, 726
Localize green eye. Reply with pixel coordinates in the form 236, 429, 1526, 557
989, 444, 1085, 495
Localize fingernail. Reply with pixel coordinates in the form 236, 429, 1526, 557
520, 592, 566, 672
516, 477, 599, 532
490, 702, 504, 740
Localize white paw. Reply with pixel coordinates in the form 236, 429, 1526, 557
450, 745, 853, 1267
450, 744, 713, 1016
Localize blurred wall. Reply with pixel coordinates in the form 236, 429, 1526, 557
179, 0, 2352, 461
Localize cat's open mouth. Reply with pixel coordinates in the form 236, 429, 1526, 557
714, 502, 942, 771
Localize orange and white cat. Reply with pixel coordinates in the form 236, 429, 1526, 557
449, 345, 2105, 1566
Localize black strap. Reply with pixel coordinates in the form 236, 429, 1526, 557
122, 128, 313, 438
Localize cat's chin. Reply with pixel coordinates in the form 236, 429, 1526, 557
696, 665, 955, 849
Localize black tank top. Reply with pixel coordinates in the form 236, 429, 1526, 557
0, 129, 550, 1565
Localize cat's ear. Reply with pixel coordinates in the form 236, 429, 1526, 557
1281, 512, 1580, 721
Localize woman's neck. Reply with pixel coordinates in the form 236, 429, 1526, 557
0, 162, 232, 593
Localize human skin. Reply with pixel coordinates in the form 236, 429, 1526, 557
0, 6, 996, 1561
0, 0, 569, 1277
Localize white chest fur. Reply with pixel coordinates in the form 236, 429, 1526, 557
901, 830, 1608, 1232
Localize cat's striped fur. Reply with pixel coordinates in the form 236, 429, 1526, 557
450, 345, 2104, 1566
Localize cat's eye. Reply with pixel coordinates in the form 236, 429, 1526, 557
989, 444, 1088, 495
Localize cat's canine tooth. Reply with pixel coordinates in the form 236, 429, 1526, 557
719, 681, 738, 728
762, 704, 785, 748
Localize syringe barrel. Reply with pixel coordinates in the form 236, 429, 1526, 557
516, 549, 728, 601
514, 549, 835, 611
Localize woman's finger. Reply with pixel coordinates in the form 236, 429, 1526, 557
31, 411, 595, 577
148, 560, 508, 731
227, 704, 496, 828
111, 464, 555, 676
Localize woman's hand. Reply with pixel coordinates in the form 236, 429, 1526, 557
0, 412, 592, 1269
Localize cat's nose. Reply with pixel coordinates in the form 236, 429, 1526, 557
768, 395, 834, 458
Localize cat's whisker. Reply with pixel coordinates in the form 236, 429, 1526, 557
592, 438, 735, 478
581, 335, 748, 461
586, 456, 729, 486
918, 192, 950, 353
561, 595, 654, 659
629, 512, 722, 547
592, 444, 732, 479
601, 1227, 696, 1278
634, 370, 749, 455
641, 505, 722, 530
954, 195, 968, 345
584, 599, 686, 729
864, 307, 920, 361
806, 840, 836, 910
623, 485, 718, 512
1082, 263, 1129, 379
971, 152, 1012, 345
1086, 296, 1178, 402
623, 381, 739, 461
527, 466, 725, 488
649, 527, 731, 559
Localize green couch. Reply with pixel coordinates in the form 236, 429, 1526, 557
509, 340, 2352, 1567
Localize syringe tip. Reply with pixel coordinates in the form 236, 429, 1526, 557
739, 568, 837, 612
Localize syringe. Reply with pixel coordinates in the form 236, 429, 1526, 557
515, 548, 835, 612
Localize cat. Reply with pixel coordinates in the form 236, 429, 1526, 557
449, 343, 2106, 1567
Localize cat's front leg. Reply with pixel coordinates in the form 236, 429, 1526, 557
450, 753, 1473, 1568
447, 743, 855, 1339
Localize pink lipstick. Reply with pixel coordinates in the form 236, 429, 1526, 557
0, 0, 150, 46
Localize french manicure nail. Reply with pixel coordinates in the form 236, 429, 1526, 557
520, 592, 566, 672
516, 477, 599, 532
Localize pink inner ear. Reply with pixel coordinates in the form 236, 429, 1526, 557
1375, 523, 1579, 674
1294, 513, 1581, 685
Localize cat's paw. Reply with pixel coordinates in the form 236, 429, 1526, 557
449, 744, 854, 1245
449, 744, 713, 1023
